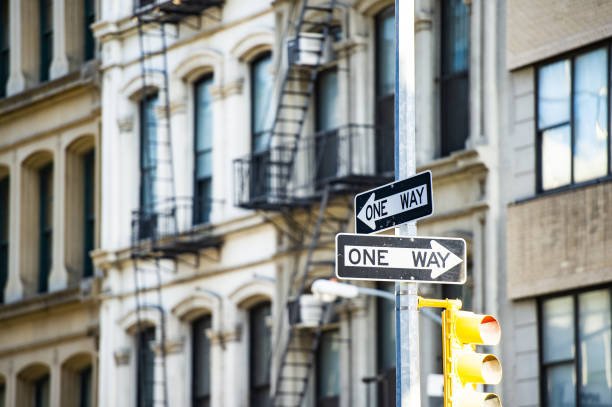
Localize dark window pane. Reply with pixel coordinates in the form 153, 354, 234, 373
375, 6, 395, 175
137, 327, 155, 407
40, 0, 53, 82
194, 76, 213, 225
0, 0, 9, 98
542, 295, 575, 364
34, 374, 50, 407
0, 382, 4, 407
84, 0, 95, 60
83, 150, 95, 277
376, 282, 395, 407
578, 289, 612, 406
315, 69, 339, 184
538, 60, 571, 129
0, 177, 8, 303
39, 164, 53, 293
573, 48, 608, 183
317, 329, 340, 405
440, 0, 470, 157
249, 301, 271, 407
193, 315, 212, 407
79, 366, 92, 407
545, 363, 576, 407
251, 53, 273, 153
140, 94, 158, 238
541, 125, 571, 190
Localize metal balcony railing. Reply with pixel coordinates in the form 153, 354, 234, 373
131, 196, 220, 258
133, 0, 224, 22
233, 124, 394, 209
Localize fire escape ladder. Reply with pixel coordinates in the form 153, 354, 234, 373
270, 0, 337, 201
271, 186, 354, 407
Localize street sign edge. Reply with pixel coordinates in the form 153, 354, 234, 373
335, 232, 467, 284
353, 170, 434, 234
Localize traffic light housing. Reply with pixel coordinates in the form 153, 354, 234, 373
442, 308, 502, 407
417, 298, 502, 407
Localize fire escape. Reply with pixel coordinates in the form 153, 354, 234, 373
232, 1, 391, 406
130, 2, 223, 407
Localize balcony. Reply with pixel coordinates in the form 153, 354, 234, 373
131, 196, 222, 259
133, 0, 224, 23
233, 124, 393, 210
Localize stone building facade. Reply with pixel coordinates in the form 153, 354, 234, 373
0, 0, 101, 406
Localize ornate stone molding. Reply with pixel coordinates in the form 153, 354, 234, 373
210, 78, 244, 100
117, 115, 134, 133
208, 323, 242, 346
114, 347, 131, 365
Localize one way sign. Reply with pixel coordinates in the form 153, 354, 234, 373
336, 233, 466, 284
355, 171, 433, 234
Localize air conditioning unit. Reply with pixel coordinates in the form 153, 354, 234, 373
288, 294, 324, 327
287, 32, 327, 66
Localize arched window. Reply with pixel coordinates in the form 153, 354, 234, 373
39, 162, 53, 293
249, 301, 271, 407
194, 75, 214, 225
61, 353, 94, 407
192, 314, 212, 407
375, 5, 395, 175
251, 52, 273, 154
17, 363, 51, 407
315, 67, 340, 185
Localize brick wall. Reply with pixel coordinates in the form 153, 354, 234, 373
507, 0, 612, 69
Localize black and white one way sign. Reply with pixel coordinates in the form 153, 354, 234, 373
354, 171, 433, 234
336, 233, 466, 283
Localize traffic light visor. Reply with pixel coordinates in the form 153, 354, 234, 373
455, 312, 501, 345
456, 391, 502, 407
456, 353, 502, 384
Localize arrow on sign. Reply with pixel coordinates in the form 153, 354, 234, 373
356, 184, 428, 230
343, 240, 462, 279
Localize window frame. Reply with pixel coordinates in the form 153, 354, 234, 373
139, 92, 158, 239
537, 283, 612, 407
250, 51, 273, 154
84, 0, 96, 61
535, 40, 612, 194
193, 74, 214, 226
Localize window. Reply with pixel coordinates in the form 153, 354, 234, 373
192, 315, 212, 407
0, 0, 9, 98
84, 0, 95, 60
0, 380, 5, 407
250, 53, 273, 199
440, 0, 470, 157
79, 366, 92, 407
537, 46, 612, 191
40, 0, 53, 82
316, 329, 340, 407
249, 301, 271, 407
540, 286, 612, 407
315, 68, 340, 185
39, 164, 53, 294
34, 374, 50, 407
139, 94, 158, 238
194, 76, 213, 225
83, 150, 94, 277
375, 6, 395, 175
137, 326, 155, 407
0, 177, 7, 303
376, 282, 395, 407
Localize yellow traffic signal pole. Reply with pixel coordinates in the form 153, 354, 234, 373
417, 297, 503, 407
394, 1, 419, 407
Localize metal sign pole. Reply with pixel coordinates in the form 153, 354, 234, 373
395, 1, 420, 407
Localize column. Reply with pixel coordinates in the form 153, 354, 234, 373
50, 358, 61, 407
4, 151, 23, 302
6, 0, 25, 95
50, 0, 69, 79
415, 0, 435, 164
48, 139, 68, 292
467, 0, 483, 146
344, 297, 370, 407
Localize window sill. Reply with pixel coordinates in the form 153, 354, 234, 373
515, 174, 612, 205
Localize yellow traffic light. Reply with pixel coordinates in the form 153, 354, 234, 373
417, 298, 503, 407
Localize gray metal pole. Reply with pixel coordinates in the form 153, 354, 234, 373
395, 1, 420, 407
